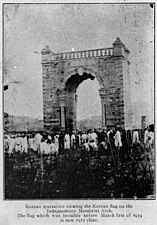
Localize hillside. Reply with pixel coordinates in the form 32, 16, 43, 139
4, 115, 43, 132
77, 115, 102, 131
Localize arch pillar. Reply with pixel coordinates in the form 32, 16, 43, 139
65, 91, 77, 132
58, 89, 78, 131
99, 86, 125, 130
58, 90, 66, 130
99, 88, 108, 128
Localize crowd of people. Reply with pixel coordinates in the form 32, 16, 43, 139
4, 125, 155, 199
4, 125, 154, 162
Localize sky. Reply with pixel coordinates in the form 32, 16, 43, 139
3, 3, 154, 124
76, 79, 101, 120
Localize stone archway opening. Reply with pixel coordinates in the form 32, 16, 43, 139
76, 78, 101, 131
64, 72, 97, 132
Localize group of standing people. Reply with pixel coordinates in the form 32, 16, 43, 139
4, 132, 59, 156
4, 125, 154, 162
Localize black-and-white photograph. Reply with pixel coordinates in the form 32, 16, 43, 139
3, 3, 155, 199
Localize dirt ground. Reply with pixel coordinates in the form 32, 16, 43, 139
5, 144, 155, 199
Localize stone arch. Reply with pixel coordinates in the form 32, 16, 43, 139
41, 38, 132, 131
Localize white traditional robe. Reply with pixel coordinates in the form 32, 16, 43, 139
148, 131, 154, 145
132, 131, 140, 143
88, 133, 92, 142
114, 131, 122, 147
50, 143, 57, 154
15, 136, 23, 152
91, 132, 98, 143
64, 134, 70, 149
8, 137, 15, 153
88, 132, 97, 143
107, 131, 110, 139
78, 134, 81, 147
54, 135, 59, 152
34, 133, 42, 152
22, 136, 28, 153
4, 135, 10, 152
82, 133, 87, 143
29, 137, 34, 150
144, 129, 149, 144
71, 134, 76, 147
88, 141, 98, 151
40, 142, 49, 155
84, 142, 90, 152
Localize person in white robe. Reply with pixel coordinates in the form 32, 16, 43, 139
147, 130, 154, 155
107, 130, 110, 140
4, 134, 9, 153
148, 131, 154, 146
145, 126, 154, 162
34, 132, 42, 154
54, 134, 59, 153
64, 132, 70, 149
8, 135, 16, 154
22, 134, 28, 153
88, 140, 98, 151
71, 132, 76, 148
88, 131, 92, 142
88, 130, 98, 143
46, 135, 52, 155
81, 132, 87, 144
50, 140, 57, 155
144, 128, 149, 145
83, 141, 90, 152
28, 135, 35, 151
114, 129, 122, 170
132, 130, 140, 144
144, 126, 154, 150
114, 130, 122, 147
40, 139, 49, 155
92, 130, 98, 143
77, 133, 81, 147
15, 134, 23, 152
